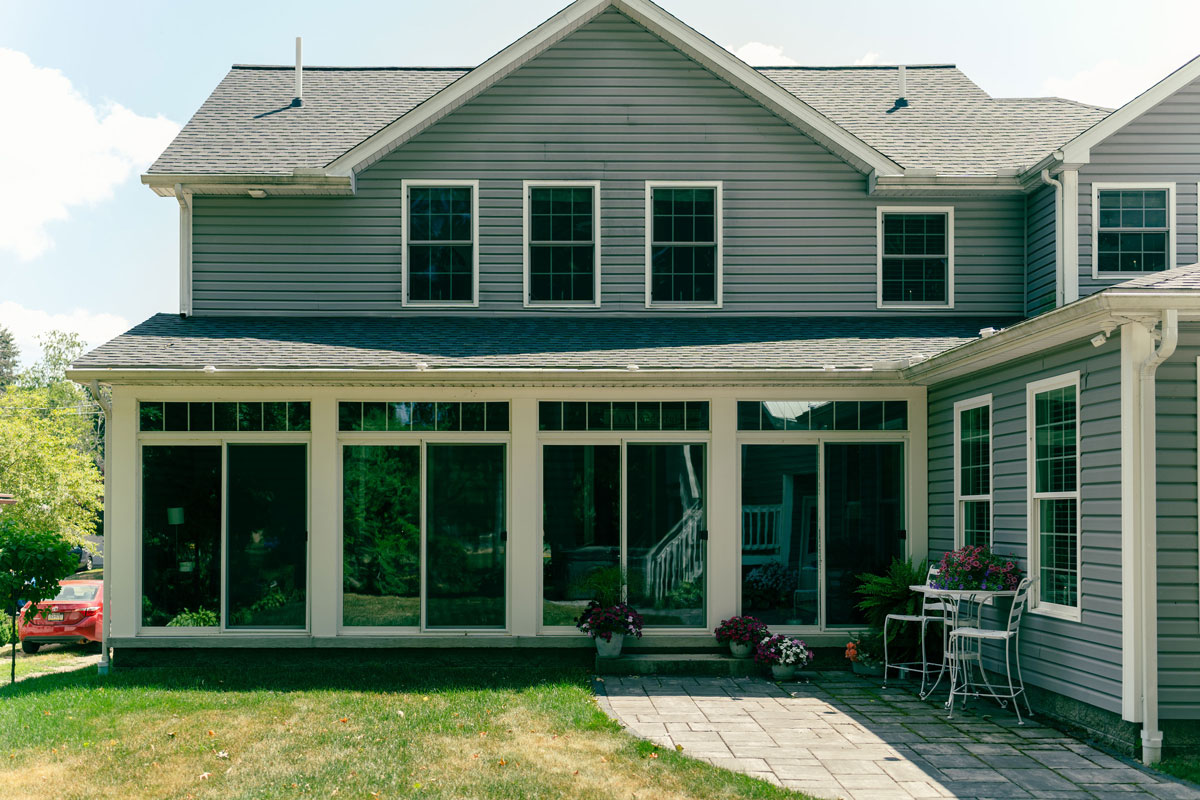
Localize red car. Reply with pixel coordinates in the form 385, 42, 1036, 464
18, 580, 103, 654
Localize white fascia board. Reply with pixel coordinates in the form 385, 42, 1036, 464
143, 173, 355, 197
1059, 53, 1200, 164
324, 0, 902, 179
871, 175, 1026, 196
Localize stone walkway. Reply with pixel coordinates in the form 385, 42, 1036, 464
596, 672, 1200, 800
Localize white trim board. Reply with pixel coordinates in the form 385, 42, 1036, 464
644, 180, 724, 309
400, 179, 481, 308
522, 180, 602, 308
1089, 182, 1177, 281
875, 205, 955, 310
952, 394, 993, 549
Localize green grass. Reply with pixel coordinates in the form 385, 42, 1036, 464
1, 643, 98, 682
1157, 755, 1200, 785
0, 660, 807, 800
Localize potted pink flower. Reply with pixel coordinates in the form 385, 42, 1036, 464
714, 615, 770, 658
754, 634, 814, 681
932, 545, 1023, 592
576, 600, 644, 657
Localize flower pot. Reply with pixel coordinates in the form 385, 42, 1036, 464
852, 660, 883, 677
595, 634, 625, 658
729, 640, 754, 659
770, 664, 797, 681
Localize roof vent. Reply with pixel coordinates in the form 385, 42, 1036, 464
292, 37, 303, 108
896, 65, 908, 108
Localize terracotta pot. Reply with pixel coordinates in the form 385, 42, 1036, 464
595, 634, 625, 658
771, 664, 797, 681
729, 640, 754, 659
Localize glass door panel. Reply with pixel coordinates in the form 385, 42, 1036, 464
425, 444, 506, 628
740, 445, 818, 626
226, 444, 308, 629
627, 443, 706, 627
342, 445, 421, 626
541, 445, 621, 625
824, 443, 905, 625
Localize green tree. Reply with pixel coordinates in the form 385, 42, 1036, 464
0, 389, 103, 545
0, 326, 16, 388
0, 519, 78, 682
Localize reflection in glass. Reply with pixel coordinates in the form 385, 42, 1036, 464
825, 443, 905, 625
426, 444, 506, 628
226, 444, 308, 628
627, 444, 706, 627
141, 446, 222, 626
740, 445, 818, 626
342, 446, 421, 626
542, 446, 621, 626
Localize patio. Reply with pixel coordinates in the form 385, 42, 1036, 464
596, 672, 1200, 800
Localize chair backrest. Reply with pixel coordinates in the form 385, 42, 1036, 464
922, 566, 951, 613
1004, 576, 1036, 632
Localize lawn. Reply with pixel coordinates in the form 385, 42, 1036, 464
1, 643, 99, 682
1157, 755, 1200, 785
0, 659, 806, 800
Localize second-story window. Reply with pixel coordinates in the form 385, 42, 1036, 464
878, 207, 953, 308
1094, 185, 1173, 276
404, 181, 478, 305
647, 182, 722, 306
525, 182, 600, 305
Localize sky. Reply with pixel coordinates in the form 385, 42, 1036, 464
1, 0, 1198, 366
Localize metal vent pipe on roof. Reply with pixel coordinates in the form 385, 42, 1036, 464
293, 36, 303, 107
897, 65, 907, 107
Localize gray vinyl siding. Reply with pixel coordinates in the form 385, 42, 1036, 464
1026, 183, 1057, 316
1078, 73, 1200, 298
189, 9, 1028, 317
928, 335, 1125, 714
1154, 322, 1200, 719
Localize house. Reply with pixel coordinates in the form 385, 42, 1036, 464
66, 0, 1200, 762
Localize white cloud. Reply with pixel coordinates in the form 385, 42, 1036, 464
0, 301, 130, 369
854, 52, 884, 66
0, 48, 180, 260
1042, 56, 1187, 109
732, 42, 799, 66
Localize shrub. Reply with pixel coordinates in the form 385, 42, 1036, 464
713, 615, 769, 645
933, 545, 1023, 591
664, 580, 702, 609
166, 607, 219, 627
753, 634, 813, 668
576, 601, 644, 642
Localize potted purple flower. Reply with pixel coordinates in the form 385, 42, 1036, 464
932, 545, 1023, 592
576, 600, 644, 657
714, 615, 769, 658
754, 634, 814, 681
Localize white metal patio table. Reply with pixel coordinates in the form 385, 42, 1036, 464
907, 585, 1017, 703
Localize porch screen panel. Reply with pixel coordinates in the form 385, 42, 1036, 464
626, 444, 706, 627
542, 445, 621, 625
226, 444, 308, 628
141, 445, 222, 627
824, 443, 905, 625
425, 444, 506, 628
342, 446, 421, 626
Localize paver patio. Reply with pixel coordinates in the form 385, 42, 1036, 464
595, 671, 1200, 800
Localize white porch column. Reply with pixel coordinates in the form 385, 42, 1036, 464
509, 398, 539, 637
707, 396, 738, 629
109, 388, 139, 639
309, 395, 339, 638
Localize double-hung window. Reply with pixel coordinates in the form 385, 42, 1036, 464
1027, 373, 1081, 617
1093, 184, 1175, 277
954, 395, 992, 548
646, 181, 722, 306
404, 181, 478, 305
525, 182, 600, 305
878, 207, 953, 307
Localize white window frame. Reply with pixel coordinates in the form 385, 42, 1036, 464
1026, 371, 1082, 621
401, 179, 481, 308
1090, 182, 1176, 280
522, 180, 602, 308
953, 394, 993, 549
876, 206, 955, 310
644, 180, 723, 309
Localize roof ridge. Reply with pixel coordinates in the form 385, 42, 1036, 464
231, 64, 474, 71
754, 64, 956, 71
993, 96, 1113, 112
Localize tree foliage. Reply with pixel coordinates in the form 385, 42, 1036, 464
0, 518, 79, 682
0, 326, 16, 388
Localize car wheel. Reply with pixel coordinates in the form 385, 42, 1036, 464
21, 641, 41, 655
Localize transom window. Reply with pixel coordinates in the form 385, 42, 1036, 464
955, 396, 992, 548
878, 209, 952, 307
538, 401, 709, 432
1028, 374, 1080, 616
737, 400, 908, 432
526, 183, 599, 305
140, 401, 310, 432
1095, 187, 1172, 275
405, 182, 477, 304
647, 183, 721, 306
338, 401, 509, 432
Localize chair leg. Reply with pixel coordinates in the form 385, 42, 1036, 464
945, 635, 958, 719
918, 618, 929, 697
882, 617, 890, 688
1006, 638, 1022, 725
1016, 636, 1033, 719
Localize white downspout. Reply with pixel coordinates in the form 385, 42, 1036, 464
1039, 169, 1064, 308
87, 380, 113, 675
1138, 308, 1177, 763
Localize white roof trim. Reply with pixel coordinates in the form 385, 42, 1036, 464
1059, 53, 1200, 164
323, 0, 903, 178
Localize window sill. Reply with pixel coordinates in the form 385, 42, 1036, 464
403, 301, 480, 309
1094, 270, 1168, 280
876, 303, 954, 310
1029, 604, 1081, 623
644, 302, 723, 310
524, 300, 601, 309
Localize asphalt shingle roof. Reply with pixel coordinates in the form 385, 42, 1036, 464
73, 314, 1009, 372
148, 63, 1110, 178
1113, 263, 1200, 290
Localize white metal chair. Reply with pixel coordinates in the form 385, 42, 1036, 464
946, 576, 1035, 724
882, 566, 951, 697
